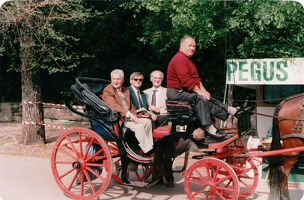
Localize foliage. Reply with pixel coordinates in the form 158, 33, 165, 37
0, 0, 303, 103
121, 1, 228, 60
0, 0, 100, 144
121, 0, 304, 97
227, 0, 304, 58
0, 0, 96, 73
125, 0, 303, 59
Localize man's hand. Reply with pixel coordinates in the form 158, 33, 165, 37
197, 82, 211, 100
149, 105, 160, 114
201, 90, 211, 100
194, 85, 211, 100
151, 113, 157, 121
130, 113, 140, 124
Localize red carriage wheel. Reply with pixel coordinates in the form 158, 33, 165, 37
184, 157, 240, 200
104, 140, 153, 184
225, 156, 259, 199
112, 157, 153, 184
51, 127, 112, 200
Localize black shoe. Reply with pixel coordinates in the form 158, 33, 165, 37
157, 177, 164, 184
205, 130, 227, 140
167, 182, 175, 188
191, 139, 209, 148
122, 176, 131, 184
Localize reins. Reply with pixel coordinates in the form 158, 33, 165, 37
239, 95, 304, 121
248, 110, 304, 121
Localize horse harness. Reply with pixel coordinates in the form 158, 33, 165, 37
281, 97, 304, 141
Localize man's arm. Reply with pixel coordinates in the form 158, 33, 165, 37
158, 87, 168, 114
103, 86, 128, 116
199, 81, 206, 92
128, 86, 139, 109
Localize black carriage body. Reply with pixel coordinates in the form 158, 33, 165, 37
68, 77, 190, 159
166, 100, 197, 139
67, 77, 196, 146
53, 77, 259, 200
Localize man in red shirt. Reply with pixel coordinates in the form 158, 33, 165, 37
167, 35, 240, 140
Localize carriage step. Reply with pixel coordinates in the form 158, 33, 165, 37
191, 136, 228, 149
191, 139, 209, 149
204, 135, 231, 143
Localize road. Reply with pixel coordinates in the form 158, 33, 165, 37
0, 154, 304, 200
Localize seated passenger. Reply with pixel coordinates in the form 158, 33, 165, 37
128, 71, 174, 188
167, 35, 243, 141
143, 70, 169, 127
128, 71, 168, 129
102, 69, 153, 154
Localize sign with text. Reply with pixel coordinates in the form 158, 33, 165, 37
226, 58, 304, 85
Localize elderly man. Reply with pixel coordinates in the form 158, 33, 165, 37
167, 35, 243, 140
143, 70, 169, 127
128, 72, 157, 122
128, 71, 168, 128
102, 69, 153, 154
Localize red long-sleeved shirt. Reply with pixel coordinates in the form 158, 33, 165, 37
167, 51, 201, 91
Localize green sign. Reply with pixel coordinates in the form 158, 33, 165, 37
226, 58, 304, 85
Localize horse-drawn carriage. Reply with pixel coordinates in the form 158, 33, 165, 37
51, 77, 304, 200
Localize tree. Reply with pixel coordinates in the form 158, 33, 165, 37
125, 0, 303, 58
227, 0, 304, 58
0, 0, 95, 144
122, 0, 304, 92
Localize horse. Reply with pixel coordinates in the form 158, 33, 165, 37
268, 93, 304, 200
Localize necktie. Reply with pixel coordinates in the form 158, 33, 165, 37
151, 90, 157, 106
137, 90, 144, 108
117, 89, 128, 110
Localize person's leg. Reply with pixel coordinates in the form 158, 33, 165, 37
153, 135, 176, 188
157, 115, 169, 127
163, 164, 174, 187
167, 89, 227, 139
138, 117, 153, 148
168, 89, 237, 122
208, 98, 230, 120
167, 88, 197, 102
124, 119, 153, 153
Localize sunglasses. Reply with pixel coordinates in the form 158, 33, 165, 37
133, 78, 143, 82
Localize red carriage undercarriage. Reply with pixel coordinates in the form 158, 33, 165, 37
50, 77, 304, 200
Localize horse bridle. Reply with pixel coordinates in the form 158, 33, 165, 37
291, 98, 304, 135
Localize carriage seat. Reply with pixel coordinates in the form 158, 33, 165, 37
166, 100, 193, 116
152, 125, 172, 139
151, 100, 193, 139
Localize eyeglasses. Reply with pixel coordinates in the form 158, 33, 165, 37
133, 78, 143, 82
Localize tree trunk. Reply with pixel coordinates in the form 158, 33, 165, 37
20, 28, 45, 145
